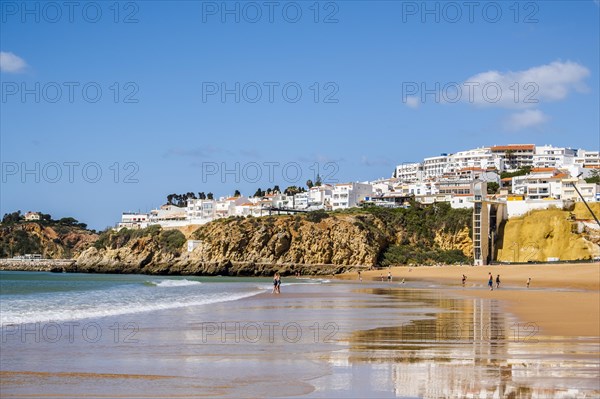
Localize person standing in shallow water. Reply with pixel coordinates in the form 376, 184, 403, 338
462, 274, 467, 287
276, 274, 281, 294
273, 273, 279, 294
527, 277, 531, 288
488, 274, 494, 291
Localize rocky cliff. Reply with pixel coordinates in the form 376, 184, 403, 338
0, 221, 98, 259
75, 205, 473, 275
496, 203, 600, 262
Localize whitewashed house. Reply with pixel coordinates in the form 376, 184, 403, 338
118, 212, 149, 229
511, 168, 569, 200
186, 199, 216, 222
24, 211, 40, 221
331, 182, 373, 210
394, 162, 423, 182
292, 192, 310, 209
561, 179, 599, 202
215, 196, 248, 218
533, 145, 577, 169
308, 184, 333, 208
575, 150, 600, 169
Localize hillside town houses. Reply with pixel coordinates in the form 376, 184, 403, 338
117, 144, 600, 230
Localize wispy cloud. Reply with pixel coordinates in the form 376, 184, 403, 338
296, 154, 345, 164
460, 60, 589, 109
0, 51, 27, 73
360, 156, 391, 167
405, 96, 420, 109
164, 145, 224, 159
504, 109, 549, 131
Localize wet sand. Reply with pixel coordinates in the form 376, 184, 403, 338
343, 263, 600, 337
2, 278, 599, 398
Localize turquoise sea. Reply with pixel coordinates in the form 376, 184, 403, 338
0, 271, 326, 325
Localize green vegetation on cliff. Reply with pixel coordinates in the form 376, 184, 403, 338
0, 214, 98, 259
189, 202, 473, 267
341, 203, 473, 265
94, 225, 186, 255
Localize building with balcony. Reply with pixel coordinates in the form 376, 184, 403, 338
511, 168, 568, 200
394, 162, 423, 182
533, 145, 577, 169
331, 182, 373, 210
118, 212, 149, 229
490, 144, 535, 171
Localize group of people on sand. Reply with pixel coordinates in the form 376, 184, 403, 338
272, 273, 282, 294
487, 272, 501, 290
461, 273, 532, 289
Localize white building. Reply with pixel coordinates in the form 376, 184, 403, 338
292, 192, 310, 209
394, 162, 423, 182
407, 181, 438, 196
490, 144, 535, 171
446, 147, 498, 173
331, 182, 373, 210
24, 211, 40, 221
511, 168, 569, 200
533, 145, 577, 169
187, 240, 202, 252
575, 149, 600, 169
118, 212, 149, 229
422, 155, 449, 179
450, 194, 475, 209
214, 196, 248, 218
150, 204, 186, 223
561, 179, 599, 202
186, 199, 217, 221
308, 184, 333, 208
370, 178, 397, 196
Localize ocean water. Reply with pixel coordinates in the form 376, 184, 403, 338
0, 271, 323, 326
1, 272, 598, 398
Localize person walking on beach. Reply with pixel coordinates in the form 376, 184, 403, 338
488, 274, 494, 291
462, 274, 467, 287
276, 274, 281, 294
526, 277, 531, 288
495, 275, 501, 289
358, 270, 362, 282
387, 271, 392, 282
380, 273, 384, 282
273, 273, 279, 294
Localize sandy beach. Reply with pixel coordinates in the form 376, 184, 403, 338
2, 271, 599, 398
341, 263, 600, 337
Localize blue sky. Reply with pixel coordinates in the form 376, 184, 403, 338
1, 0, 599, 230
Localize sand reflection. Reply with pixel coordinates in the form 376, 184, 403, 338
313, 287, 600, 398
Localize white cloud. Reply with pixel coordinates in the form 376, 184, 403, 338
504, 109, 548, 131
0, 52, 27, 73
405, 96, 420, 109
361, 155, 391, 167
458, 61, 589, 109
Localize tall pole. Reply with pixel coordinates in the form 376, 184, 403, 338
572, 184, 600, 228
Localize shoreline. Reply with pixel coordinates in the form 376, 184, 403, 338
2, 274, 599, 397
339, 263, 600, 337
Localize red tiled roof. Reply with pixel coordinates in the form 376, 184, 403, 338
531, 167, 556, 173
458, 167, 485, 172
